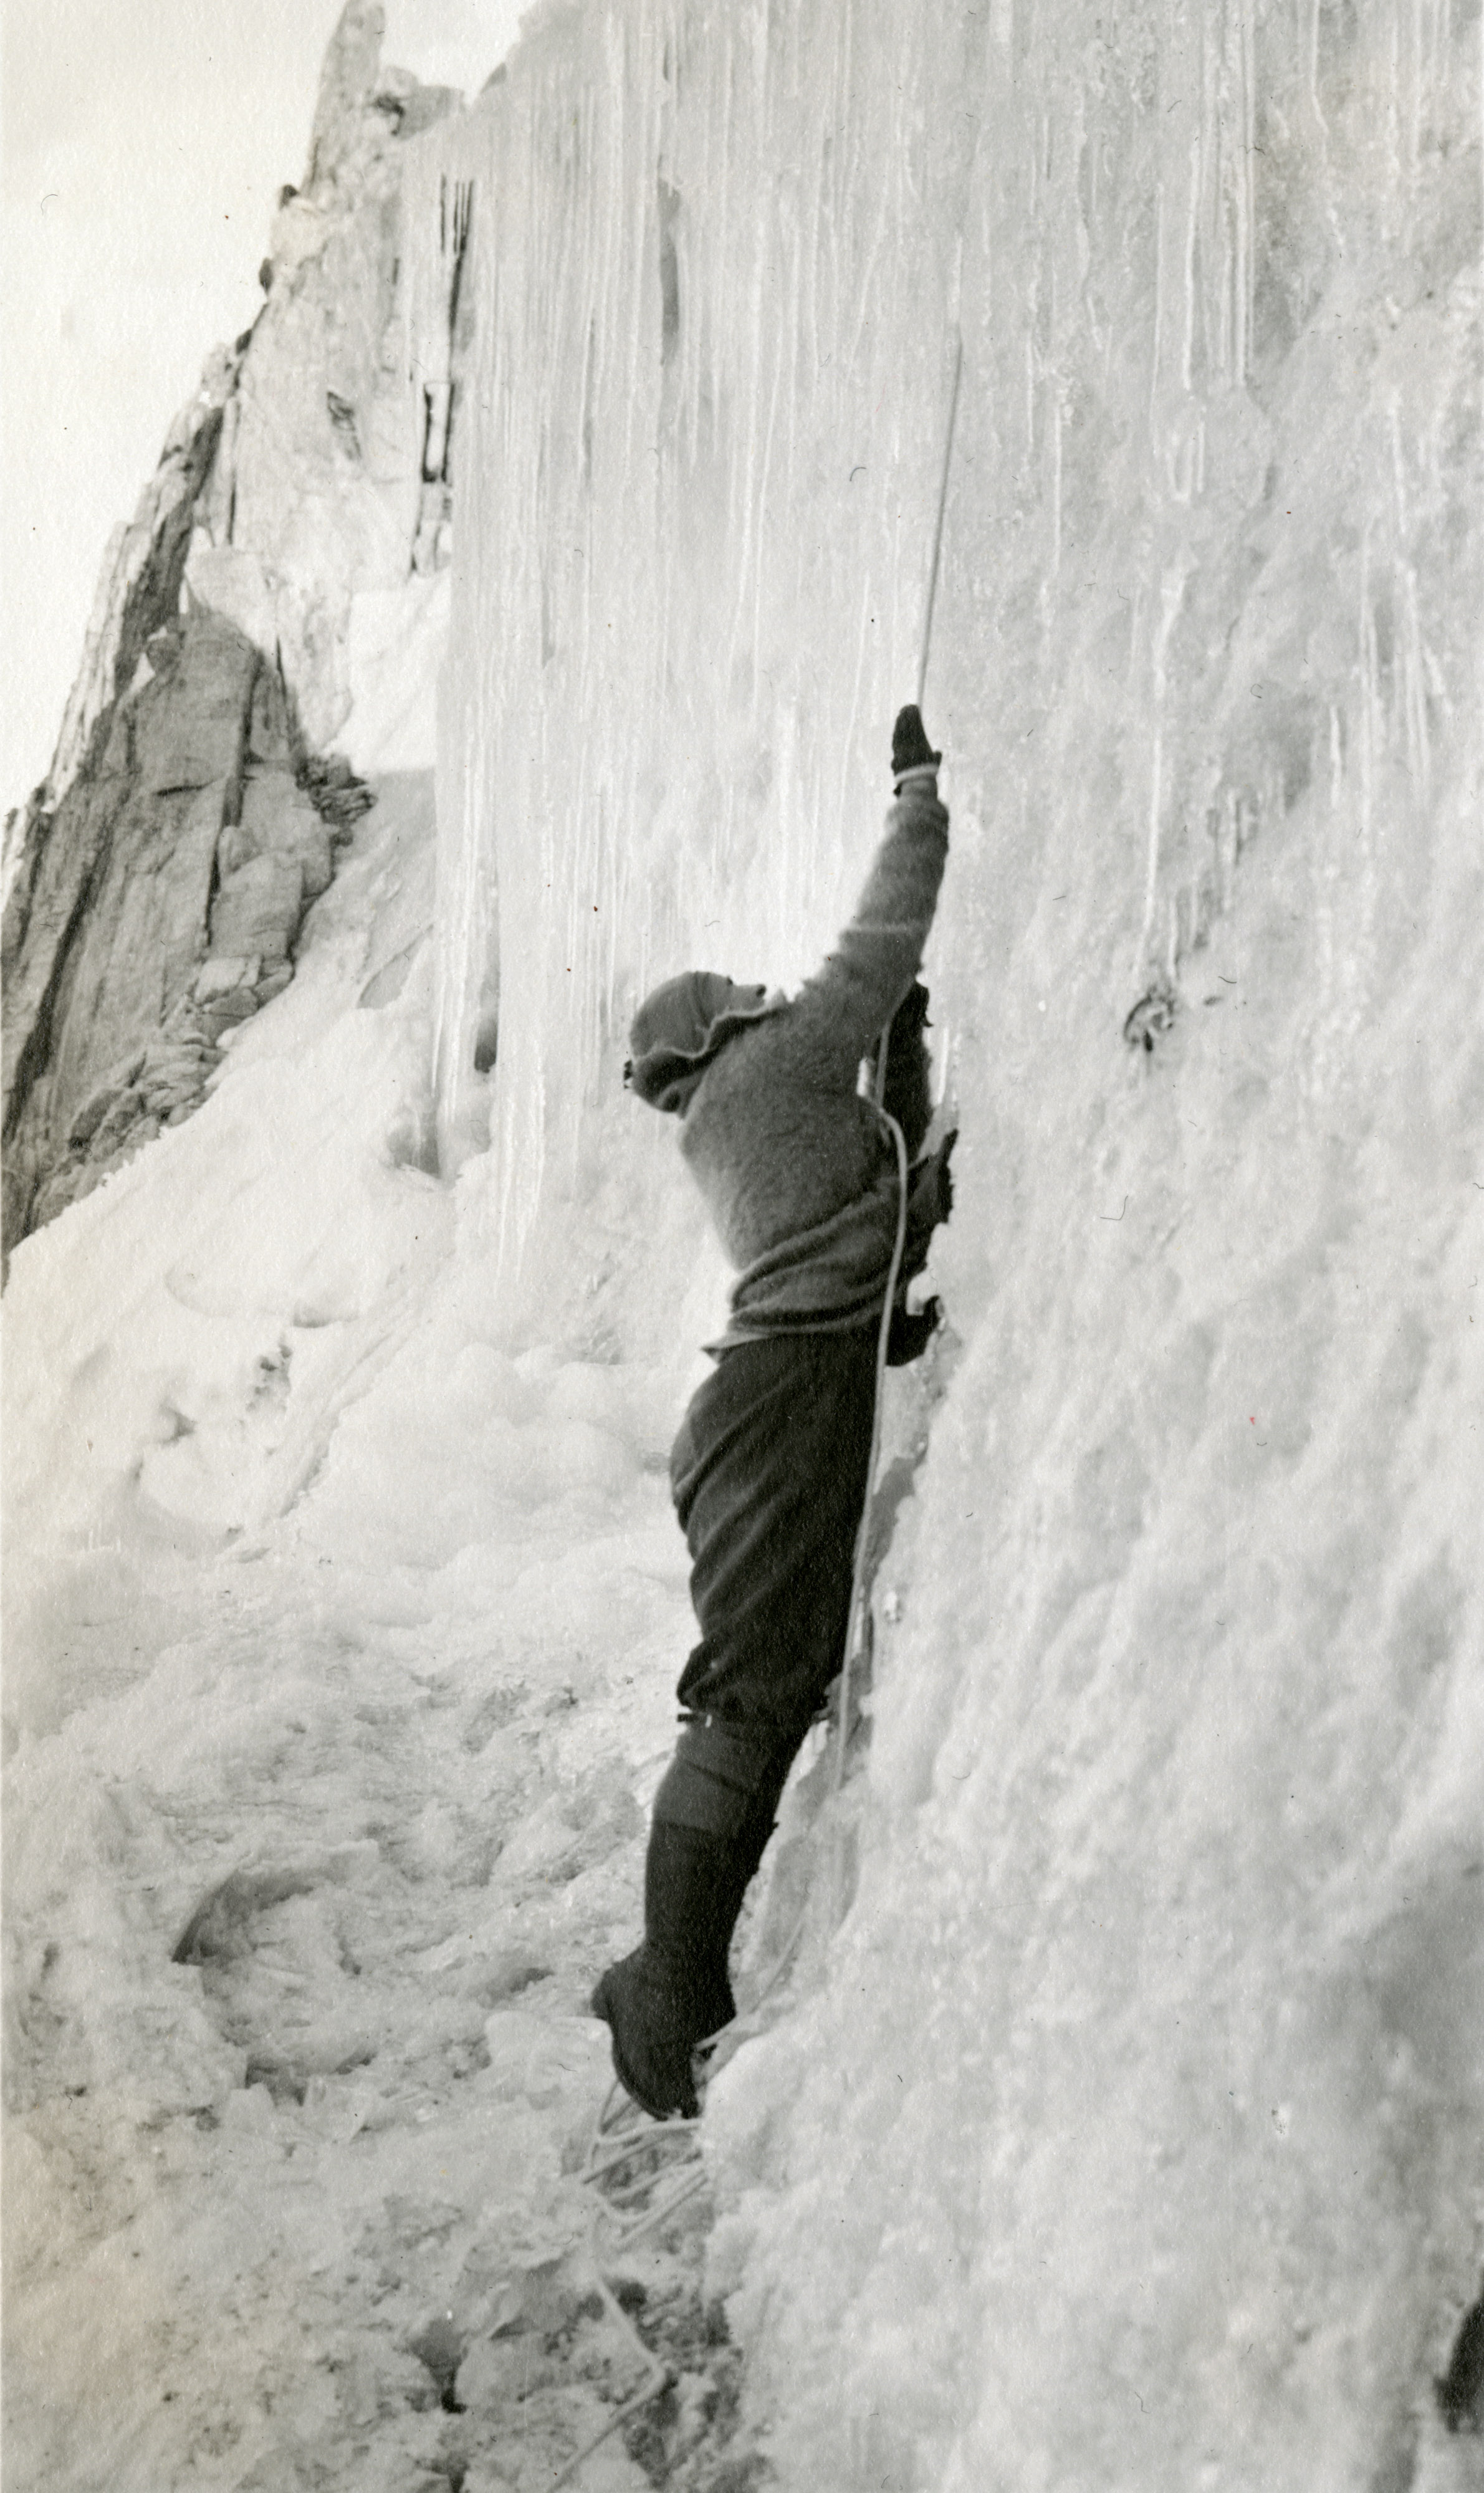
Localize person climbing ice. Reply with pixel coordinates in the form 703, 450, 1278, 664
590, 704, 957, 2120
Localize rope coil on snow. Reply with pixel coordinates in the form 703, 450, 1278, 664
561, 2093, 704, 2487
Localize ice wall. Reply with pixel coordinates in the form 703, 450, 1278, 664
433, 0, 1483, 2482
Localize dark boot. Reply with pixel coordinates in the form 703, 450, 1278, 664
591, 1721, 798, 2117
692, 1947, 738, 2044
701, 1794, 780, 2022
590, 1952, 702, 2120
647, 1795, 783, 2069
590, 1821, 737, 2120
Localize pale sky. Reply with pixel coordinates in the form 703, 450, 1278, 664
1, 0, 525, 820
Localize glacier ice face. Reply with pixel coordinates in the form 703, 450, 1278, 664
427, 0, 1483, 2481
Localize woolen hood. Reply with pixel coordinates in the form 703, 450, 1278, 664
625, 972, 782, 1114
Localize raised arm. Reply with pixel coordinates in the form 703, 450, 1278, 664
789, 708, 949, 1069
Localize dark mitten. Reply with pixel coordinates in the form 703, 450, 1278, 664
881, 979, 934, 1156
924, 1126, 956, 1225
889, 977, 931, 1040
891, 704, 942, 780
898, 1128, 957, 1285
887, 1295, 942, 1366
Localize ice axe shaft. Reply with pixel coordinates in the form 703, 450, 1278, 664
915, 328, 964, 711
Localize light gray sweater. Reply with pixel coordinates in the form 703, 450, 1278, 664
678, 782, 949, 1344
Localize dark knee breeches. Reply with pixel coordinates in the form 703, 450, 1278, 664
658, 1329, 878, 1829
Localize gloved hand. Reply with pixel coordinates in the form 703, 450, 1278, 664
887, 1294, 942, 1367
891, 704, 942, 785
879, 979, 934, 1153
897, 1127, 958, 1290
888, 978, 932, 1041
918, 1126, 957, 1227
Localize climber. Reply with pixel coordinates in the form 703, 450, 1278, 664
590, 704, 955, 2120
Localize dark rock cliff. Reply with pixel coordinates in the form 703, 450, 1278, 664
1, 0, 456, 1265
1, 613, 368, 1255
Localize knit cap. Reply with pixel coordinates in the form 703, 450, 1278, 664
625, 972, 781, 1113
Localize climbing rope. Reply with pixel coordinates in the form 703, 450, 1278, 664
833, 1093, 910, 1817
916, 329, 964, 711
831, 304, 963, 1825
554, 2089, 706, 2489
838, 313, 962, 1794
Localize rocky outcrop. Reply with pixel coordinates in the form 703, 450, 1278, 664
186, 1, 467, 750
32, 348, 243, 821
1, 2, 448, 1263
1, 615, 370, 1256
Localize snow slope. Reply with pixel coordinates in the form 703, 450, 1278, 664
4, 1, 1482, 2487
4, 776, 709, 2489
